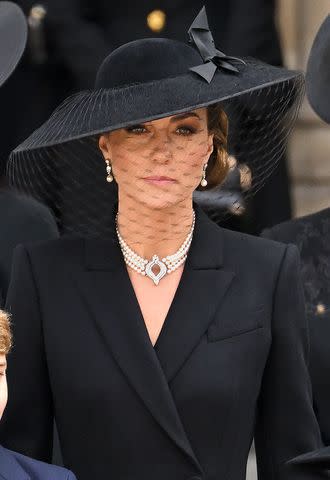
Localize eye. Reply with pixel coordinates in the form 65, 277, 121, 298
126, 125, 147, 134
176, 126, 197, 135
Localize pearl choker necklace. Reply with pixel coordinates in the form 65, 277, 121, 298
116, 210, 195, 285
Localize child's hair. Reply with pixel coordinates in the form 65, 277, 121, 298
0, 310, 12, 354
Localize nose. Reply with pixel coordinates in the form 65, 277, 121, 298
150, 133, 173, 164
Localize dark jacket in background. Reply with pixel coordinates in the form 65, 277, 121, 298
46, 0, 282, 89
0, 0, 72, 170
262, 207, 330, 445
0, 188, 59, 306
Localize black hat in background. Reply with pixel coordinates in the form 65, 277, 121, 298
0, 1, 27, 88
306, 15, 330, 124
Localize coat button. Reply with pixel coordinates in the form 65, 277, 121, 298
29, 4, 47, 25
316, 303, 326, 315
146, 9, 166, 32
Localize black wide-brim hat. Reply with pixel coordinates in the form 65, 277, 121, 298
306, 14, 330, 124
0, 1, 27, 87
7, 7, 305, 236
13, 7, 303, 148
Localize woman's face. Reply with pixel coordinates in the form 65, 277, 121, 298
99, 108, 213, 210
0, 354, 8, 421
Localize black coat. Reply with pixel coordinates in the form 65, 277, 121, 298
262, 208, 330, 445
0, 189, 59, 307
0, 207, 326, 480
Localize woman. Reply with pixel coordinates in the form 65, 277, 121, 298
262, 15, 330, 445
0, 7, 327, 480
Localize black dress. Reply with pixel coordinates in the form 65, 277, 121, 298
262, 208, 330, 445
0, 207, 325, 480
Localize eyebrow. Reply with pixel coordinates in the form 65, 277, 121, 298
170, 112, 202, 122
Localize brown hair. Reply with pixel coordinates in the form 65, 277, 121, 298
196, 103, 229, 190
0, 310, 12, 355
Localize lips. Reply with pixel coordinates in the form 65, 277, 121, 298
143, 175, 176, 183
143, 176, 176, 181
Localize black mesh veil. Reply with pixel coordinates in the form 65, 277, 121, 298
7, 74, 304, 236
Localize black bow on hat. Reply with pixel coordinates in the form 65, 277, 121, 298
188, 6, 246, 83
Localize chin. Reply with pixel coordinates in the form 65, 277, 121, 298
137, 193, 187, 211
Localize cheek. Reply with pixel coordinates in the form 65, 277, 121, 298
111, 148, 139, 175
0, 376, 8, 420
179, 136, 210, 161
171, 142, 209, 178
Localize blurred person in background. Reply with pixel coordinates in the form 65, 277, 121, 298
0, 1, 58, 309
0, 1, 70, 166
1, 0, 291, 234
45, 0, 283, 89
262, 15, 330, 445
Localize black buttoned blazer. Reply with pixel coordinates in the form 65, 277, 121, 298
0, 207, 326, 480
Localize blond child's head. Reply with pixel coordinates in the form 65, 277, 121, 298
0, 310, 12, 355
0, 310, 12, 420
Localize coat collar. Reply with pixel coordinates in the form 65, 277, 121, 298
77, 206, 235, 473
0, 446, 30, 480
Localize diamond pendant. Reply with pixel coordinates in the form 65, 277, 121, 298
145, 255, 167, 286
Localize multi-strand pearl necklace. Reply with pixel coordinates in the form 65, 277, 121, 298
116, 210, 195, 285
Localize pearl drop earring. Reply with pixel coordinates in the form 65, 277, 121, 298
105, 159, 113, 182
200, 163, 208, 187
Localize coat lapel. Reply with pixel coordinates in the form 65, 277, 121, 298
75, 206, 235, 472
154, 207, 235, 381
76, 235, 203, 473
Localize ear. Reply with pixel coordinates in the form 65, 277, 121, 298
98, 134, 112, 161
